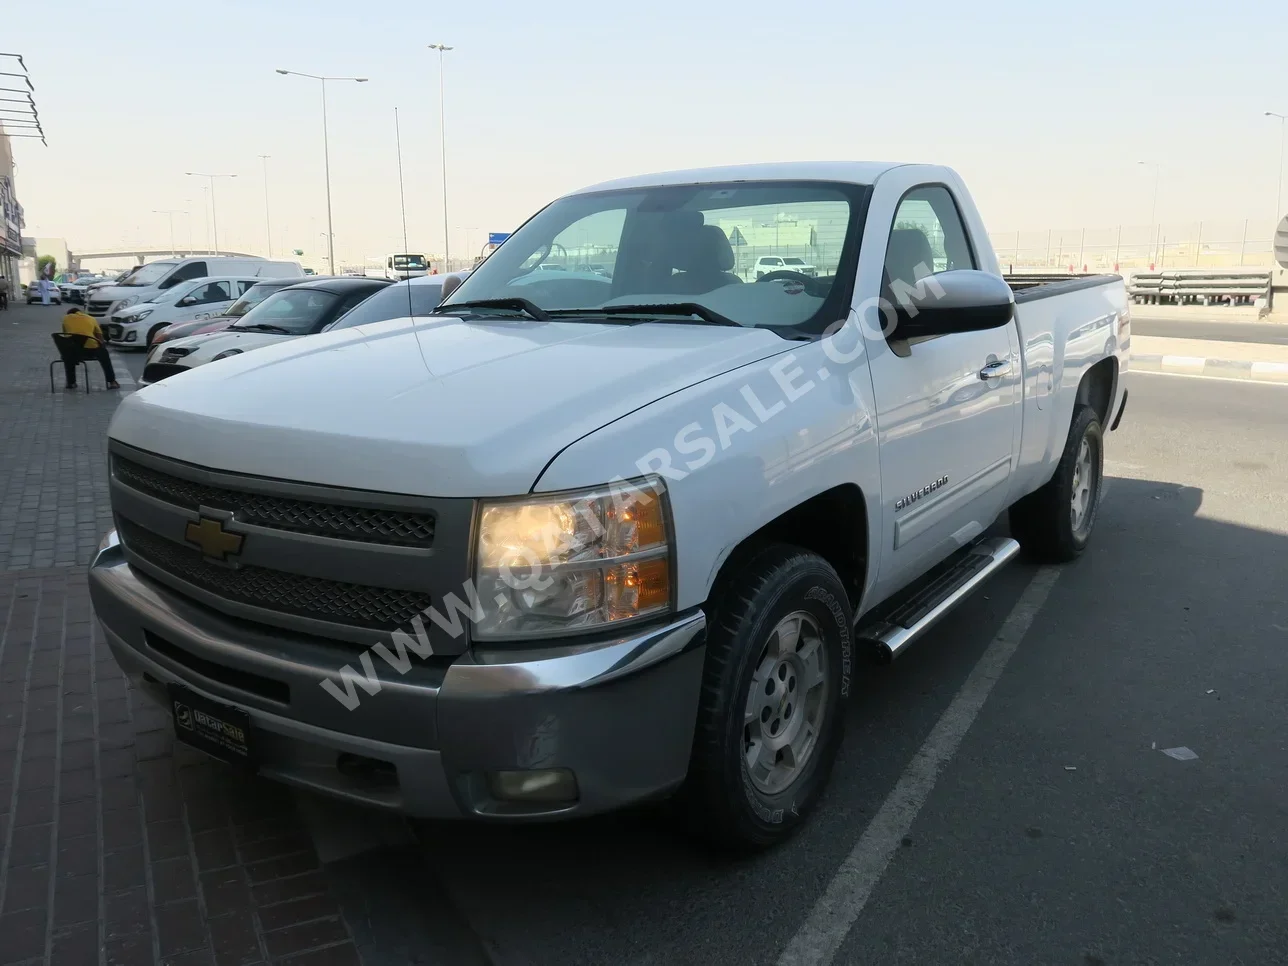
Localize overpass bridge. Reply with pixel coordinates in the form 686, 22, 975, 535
70, 248, 261, 269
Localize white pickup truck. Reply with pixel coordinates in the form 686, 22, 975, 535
89, 161, 1129, 850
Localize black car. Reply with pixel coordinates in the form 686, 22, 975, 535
140, 277, 393, 384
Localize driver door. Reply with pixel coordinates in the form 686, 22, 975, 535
866, 183, 1021, 594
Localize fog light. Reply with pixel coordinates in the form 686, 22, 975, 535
487, 768, 578, 804
124, 330, 137, 342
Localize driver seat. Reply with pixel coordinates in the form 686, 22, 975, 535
665, 224, 742, 295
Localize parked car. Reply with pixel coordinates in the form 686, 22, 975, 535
25, 281, 62, 304
149, 277, 335, 347
60, 273, 108, 304
140, 276, 391, 384
103, 276, 268, 348
753, 255, 818, 279
86, 256, 304, 319
322, 272, 472, 331
91, 161, 1128, 849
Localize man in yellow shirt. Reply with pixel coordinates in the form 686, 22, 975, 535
61, 308, 120, 389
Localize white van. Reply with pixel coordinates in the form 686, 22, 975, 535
382, 253, 429, 279
85, 256, 303, 318
103, 276, 268, 348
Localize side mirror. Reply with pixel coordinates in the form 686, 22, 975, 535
889, 269, 1014, 340
177, 295, 197, 307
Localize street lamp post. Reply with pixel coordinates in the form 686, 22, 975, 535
1265, 112, 1287, 233
258, 154, 273, 257
277, 70, 369, 275
1138, 161, 1161, 266
428, 43, 453, 271
152, 209, 183, 256
185, 172, 237, 256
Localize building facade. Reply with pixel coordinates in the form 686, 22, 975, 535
0, 132, 25, 290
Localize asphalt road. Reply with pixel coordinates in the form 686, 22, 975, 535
278, 371, 1286, 966
1132, 316, 1288, 345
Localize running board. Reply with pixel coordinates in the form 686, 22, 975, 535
857, 537, 1021, 661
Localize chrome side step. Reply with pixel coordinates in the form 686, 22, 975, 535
857, 537, 1021, 661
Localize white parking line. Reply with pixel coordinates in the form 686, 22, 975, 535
776, 566, 1062, 966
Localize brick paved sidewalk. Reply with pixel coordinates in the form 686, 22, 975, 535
0, 305, 365, 965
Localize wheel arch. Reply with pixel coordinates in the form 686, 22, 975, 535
1076, 356, 1118, 427
705, 483, 870, 614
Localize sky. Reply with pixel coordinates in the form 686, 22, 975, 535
7, 0, 1288, 270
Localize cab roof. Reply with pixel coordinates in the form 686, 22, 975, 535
570, 161, 912, 196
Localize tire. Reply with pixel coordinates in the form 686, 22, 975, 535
1009, 404, 1104, 562
680, 545, 854, 851
147, 323, 167, 347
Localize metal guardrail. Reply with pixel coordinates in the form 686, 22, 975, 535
1128, 270, 1270, 306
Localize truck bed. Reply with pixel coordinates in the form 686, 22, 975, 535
1004, 273, 1122, 304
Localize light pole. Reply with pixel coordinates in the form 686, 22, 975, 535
428, 43, 453, 271
1265, 112, 1287, 232
1138, 161, 1161, 265
185, 172, 237, 256
277, 69, 369, 275
258, 154, 273, 257
152, 209, 182, 256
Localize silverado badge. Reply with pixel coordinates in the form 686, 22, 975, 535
895, 476, 948, 511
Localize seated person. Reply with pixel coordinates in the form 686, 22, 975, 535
61, 308, 121, 390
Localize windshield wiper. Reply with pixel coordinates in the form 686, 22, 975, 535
549, 303, 742, 327
231, 323, 292, 334
432, 298, 550, 321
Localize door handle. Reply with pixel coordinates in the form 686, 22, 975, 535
978, 360, 1012, 381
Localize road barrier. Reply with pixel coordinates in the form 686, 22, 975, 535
1128, 270, 1270, 307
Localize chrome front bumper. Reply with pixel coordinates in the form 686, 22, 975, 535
89, 531, 706, 819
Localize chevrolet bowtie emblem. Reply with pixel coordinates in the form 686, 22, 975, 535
185, 517, 244, 561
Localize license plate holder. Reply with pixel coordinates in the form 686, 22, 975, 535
168, 684, 257, 769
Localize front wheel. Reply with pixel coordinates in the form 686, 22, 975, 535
147, 323, 167, 347
1009, 404, 1104, 562
680, 545, 854, 851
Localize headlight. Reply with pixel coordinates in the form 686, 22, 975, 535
211, 348, 243, 361
129, 308, 153, 322
117, 295, 138, 309
473, 477, 672, 640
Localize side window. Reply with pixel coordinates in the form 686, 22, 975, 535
191, 281, 232, 304
236, 280, 259, 295
885, 186, 976, 290
165, 261, 208, 287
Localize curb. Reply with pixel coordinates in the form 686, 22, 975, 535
1130, 354, 1288, 383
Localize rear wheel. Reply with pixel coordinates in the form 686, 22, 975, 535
1009, 404, 1103, 562
680, 545, 853, 851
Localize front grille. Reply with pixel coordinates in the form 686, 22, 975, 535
113, 455, 436, 549
119, 519, 432, 631
141, 363, 188, 384
88, 299, 113, 316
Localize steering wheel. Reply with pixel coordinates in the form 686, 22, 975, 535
755, 270, 827, 297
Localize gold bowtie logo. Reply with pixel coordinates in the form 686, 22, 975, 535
185, 517, 244, 561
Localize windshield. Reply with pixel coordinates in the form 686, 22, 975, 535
231, 288, 339, 334
442, 180, 865, 333
391, 254, 427, 271
325, 281, 443, 330
120, 262, 178, 287
224, 282, 286, 318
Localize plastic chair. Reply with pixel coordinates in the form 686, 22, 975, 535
50, 333, 95, 393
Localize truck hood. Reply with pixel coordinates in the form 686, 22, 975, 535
111, 316, 792, 497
